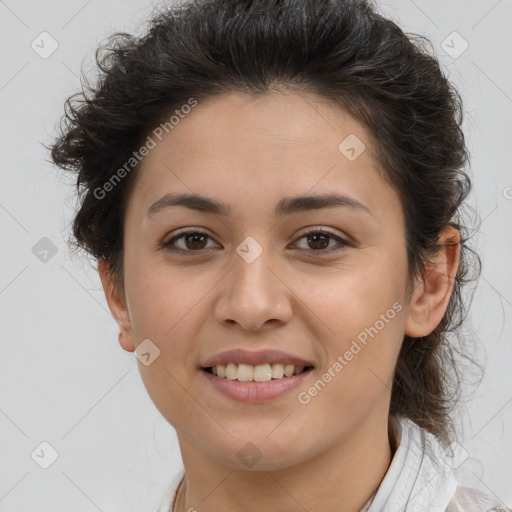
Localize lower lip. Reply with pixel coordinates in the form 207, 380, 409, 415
200, 368, 313, 403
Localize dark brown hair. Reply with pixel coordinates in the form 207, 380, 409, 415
49, 0, 480, 445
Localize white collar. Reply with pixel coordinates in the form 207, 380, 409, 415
367, 415, 458, 512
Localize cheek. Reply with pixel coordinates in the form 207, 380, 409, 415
293, 306, 405, 444
122, 259, 197, 404
127, 288, 202, 431
296, 255, 406, 337
293, 252, 407, 396
125, 249, 204, 340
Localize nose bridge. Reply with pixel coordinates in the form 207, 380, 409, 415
215, 235, 292, 330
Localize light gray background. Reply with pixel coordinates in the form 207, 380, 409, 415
0, 0, 511, 510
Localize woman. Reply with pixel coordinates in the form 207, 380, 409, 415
49, 0, 510, 510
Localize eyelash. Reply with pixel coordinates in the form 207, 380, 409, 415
161, 228, 350, 256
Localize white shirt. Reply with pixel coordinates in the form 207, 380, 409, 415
156, 415, 510, 512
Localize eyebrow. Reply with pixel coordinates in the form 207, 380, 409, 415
146, 192, 373, 218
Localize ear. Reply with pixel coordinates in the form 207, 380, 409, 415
98, 258, 135, 352
404, 226, 461, 338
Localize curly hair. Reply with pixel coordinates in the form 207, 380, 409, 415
49, 0, 480, 445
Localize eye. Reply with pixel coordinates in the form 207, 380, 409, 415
162, 230, 219, 253
293, 228, 350, 255
161, 228, 350, 255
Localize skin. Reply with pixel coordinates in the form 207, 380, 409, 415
99, 90, 460, 512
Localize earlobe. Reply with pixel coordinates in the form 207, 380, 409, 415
404, 226, 460, 338
98, 258, 135, 352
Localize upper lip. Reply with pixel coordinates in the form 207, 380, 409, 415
201, 349, 314, 368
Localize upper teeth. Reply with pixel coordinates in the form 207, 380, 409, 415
210, 363, 306, 382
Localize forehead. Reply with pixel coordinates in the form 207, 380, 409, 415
125, 90, 400, 223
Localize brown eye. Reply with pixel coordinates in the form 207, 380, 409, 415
294, 229, 349, 255
162, 230, 218, 253
306, 232, 331, 250
182, 232, 208, 250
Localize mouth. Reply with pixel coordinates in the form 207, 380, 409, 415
199, 348, 315, 402
200, 362, 315, 403
202, 363, 314, 382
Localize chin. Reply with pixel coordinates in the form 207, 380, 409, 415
203, 426, 318, 471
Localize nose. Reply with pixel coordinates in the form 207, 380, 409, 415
214, 245, 293, 333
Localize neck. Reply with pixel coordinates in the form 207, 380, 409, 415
174, 413, 395, 512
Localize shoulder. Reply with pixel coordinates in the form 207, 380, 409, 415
445, 485, 511, 512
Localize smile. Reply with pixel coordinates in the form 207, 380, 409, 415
201, 365, 314, 403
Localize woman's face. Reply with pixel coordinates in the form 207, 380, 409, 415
106, 90, 419, 469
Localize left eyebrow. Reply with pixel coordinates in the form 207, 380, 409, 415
146, 192, 373, 218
